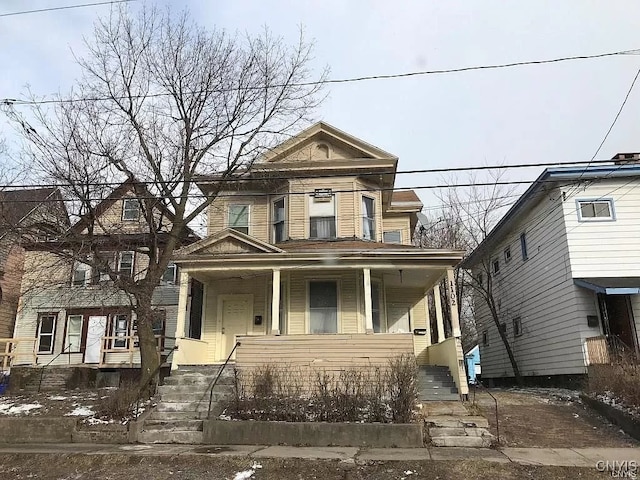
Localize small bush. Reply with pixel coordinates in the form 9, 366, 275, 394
588, 361, 640, 409
95, 382, 140, 420
225, 355, 419, 423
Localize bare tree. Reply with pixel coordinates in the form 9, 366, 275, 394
3, 5, 326, 388
417, 171, 522, 382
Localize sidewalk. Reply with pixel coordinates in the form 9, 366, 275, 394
1, 443, 640, 467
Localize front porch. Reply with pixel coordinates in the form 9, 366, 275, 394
172, 263, 469, 396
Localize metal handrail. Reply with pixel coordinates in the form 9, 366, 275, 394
471, 380, 500, 444
206, 341, 240, 419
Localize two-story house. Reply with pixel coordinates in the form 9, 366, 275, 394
461, 155, 640, 384
171, 122, 469, 397
9, 180, 198, 378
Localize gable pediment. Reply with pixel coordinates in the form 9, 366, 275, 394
176, 229, 283, 256
262, 122, 397, 164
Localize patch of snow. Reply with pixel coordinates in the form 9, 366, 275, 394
219, 414, 232, 421
66, 406, 95, 416
85, 417, 111, 425
404, 471, 414, 475
47, 395, 67, 401
252, 462, 262, 469
0, 402, 42, 415
233, 469, 255, 480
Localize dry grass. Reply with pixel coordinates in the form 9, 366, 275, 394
226, 354, 418, 423
94, 382, 140, 420
588, 361, 640, 409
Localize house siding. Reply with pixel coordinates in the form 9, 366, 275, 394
474, 187, 593, 378
563, 178, 640, 278
381, 214, 412, 245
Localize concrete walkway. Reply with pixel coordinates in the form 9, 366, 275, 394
1, 444, 640, 467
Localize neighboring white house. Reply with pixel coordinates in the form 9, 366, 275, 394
461, 154, 640, 383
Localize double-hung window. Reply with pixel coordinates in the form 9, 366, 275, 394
72, 261, 92, 286
37, 313, 57, 354
122, 198, 140, 221
577, 199, 615, 221
272, 198, 286, 242
112, 314, 130, 349
65, 314, 83, 353
161, 263, 177, 284
118, 251, 134, 278
229, 205, 250, 235
309, 195, 336, 239
362, 196, 376, 241
309, 281, 338, 333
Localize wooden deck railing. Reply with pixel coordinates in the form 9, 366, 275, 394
99, 335, 165, 367
0, 337, 38, 370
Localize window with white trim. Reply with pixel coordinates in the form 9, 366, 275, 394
577, 199, 614, 221
504, 246, 512, 263
383, 230, 402, 244
37, 313, 57, 354
229, 205, 250, 234
309, 195, 336, 239
362, 196, 376, 241
65, 314, 83, 353
118, 251, 134, 278
161, 263, 177, 284
309, 281, 338, 333
122, 198, 140, 221
272, 198, 286, 243
72, 261, 92, 286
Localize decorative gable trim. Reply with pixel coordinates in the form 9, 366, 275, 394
176, 228, 284, 255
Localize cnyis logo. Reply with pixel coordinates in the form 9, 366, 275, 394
596, 460, 638, 478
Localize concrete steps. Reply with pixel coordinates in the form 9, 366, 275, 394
139, 364, 235, 444
425, 415, 494, 448
417, 366, 459, 401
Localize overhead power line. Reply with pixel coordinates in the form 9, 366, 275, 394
2, 48, 638, 106
0, 158, 619, 191
0, 0, 135, 18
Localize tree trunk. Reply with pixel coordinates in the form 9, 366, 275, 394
135, 294, 161, 395
487, 300, 522, 384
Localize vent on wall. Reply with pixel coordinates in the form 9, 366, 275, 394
313, 188, 333, 201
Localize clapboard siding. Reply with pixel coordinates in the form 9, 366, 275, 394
565, 178, 640, 277
382, 215, 412, 245
235, 333, 414, 373
474, 187, 591, 378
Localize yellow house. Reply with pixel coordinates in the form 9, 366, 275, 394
172, 122, 468, 395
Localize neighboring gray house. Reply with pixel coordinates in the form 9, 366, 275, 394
461, 154, 640, 383
10, 180, 200, 370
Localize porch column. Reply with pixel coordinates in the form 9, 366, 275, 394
172, 271, 190, 371
433, 283, 445, 343
363, 268, 374, 334
423, 289, 432, 347
271, 268, 281, 335
446, 268, 462, 338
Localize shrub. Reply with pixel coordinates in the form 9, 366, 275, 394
95, 382, 140, 420
225, 355, 418, 423
588, 361, 640, 408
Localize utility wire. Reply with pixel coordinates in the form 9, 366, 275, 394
0, 158, 619, 191
2, 48, 638, 106
0, 0, 135, 18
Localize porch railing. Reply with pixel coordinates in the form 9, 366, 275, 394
99, 335, 168, 367
0, 338, 37, 370
585, 335, 637, 365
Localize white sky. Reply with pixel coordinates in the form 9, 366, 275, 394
2, 0, 640, 209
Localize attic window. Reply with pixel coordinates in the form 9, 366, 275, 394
316, 143, 330, 159
122, 198, 140, 221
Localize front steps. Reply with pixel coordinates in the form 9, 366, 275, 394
426, 415, 494, 447
138, 365, 234, 444
417, 365, 459, 401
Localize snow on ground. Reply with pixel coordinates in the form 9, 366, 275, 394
66, 406, 95, 416
0, 402, 42, 415
232, 463, 262, 480
47, 395, 67, 401
595, 391, 640, 419
505, 387, 581, 404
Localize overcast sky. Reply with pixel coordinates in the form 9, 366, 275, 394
2, 0, 640, 209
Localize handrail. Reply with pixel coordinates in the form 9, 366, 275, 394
471, 380, 500, 444
207, 341, 240, 419
607, 334, 637, 364
134, 337, 179, 418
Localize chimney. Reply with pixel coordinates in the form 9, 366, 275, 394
612, 152, 640, 165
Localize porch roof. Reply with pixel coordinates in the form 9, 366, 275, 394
574, 277, 640, 295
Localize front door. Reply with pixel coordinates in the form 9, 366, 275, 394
599, 294, 638, 354
85, 315, 107, 363
220, 295, 252, 359
387, 304, 411, 334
